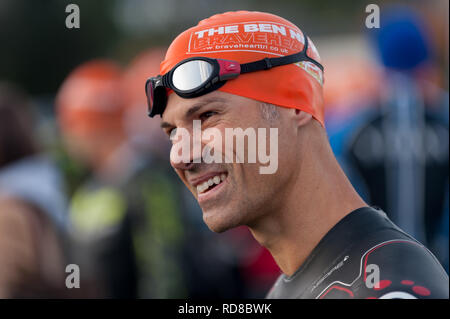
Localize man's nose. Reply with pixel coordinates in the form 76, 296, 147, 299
170, 159, 196, 171
169, 135, 203, 171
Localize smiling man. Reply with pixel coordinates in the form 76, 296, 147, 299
145, 11, 449, 298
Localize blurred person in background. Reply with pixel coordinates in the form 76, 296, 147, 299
58, 58, 194, 298
121, 49, 190, 298
0, 83, 69, 298
56, 60, 139, 298
326, 6, 449, 272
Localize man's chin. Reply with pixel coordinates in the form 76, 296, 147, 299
202, 208, 240, 233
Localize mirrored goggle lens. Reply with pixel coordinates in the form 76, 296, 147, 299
172, 60, 214, 91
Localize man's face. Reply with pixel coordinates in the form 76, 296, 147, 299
161, 90, 297, 233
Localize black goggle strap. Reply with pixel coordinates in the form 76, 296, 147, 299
160, 73, 171, 88
240, 33, 323, 74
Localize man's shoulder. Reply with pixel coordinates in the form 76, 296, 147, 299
313, 235, 449, 299
355, 237, 449, 299
266, 208, 449, 299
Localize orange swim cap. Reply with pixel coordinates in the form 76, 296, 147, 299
160, 11, 325, 126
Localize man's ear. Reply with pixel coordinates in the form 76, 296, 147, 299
293, 109, 313, 128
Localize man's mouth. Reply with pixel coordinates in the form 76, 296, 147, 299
196, 173, 227, 194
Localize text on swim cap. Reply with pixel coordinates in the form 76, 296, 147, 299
186, 22, 323, 86
194, 24, 301, 41
188, 22, 319, 59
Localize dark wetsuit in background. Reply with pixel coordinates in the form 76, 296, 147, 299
267, 207, 449, 299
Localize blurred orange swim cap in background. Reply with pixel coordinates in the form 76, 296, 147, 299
122, 48, 171, 156
160, 11, 325, 126
56, 60, 124, 136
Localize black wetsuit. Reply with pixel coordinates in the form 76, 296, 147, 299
267, 207, 449, 299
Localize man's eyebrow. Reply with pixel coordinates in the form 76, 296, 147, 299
160, 121, 173, 129
161, 97, 227, 129
185, 97, 227, 118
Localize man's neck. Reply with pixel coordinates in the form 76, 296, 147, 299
248, 142, 367, 276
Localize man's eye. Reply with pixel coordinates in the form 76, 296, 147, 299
169, 127, 177, 140
199, 111, 217, 121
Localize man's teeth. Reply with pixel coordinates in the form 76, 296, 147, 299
197, 174, 226, 194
